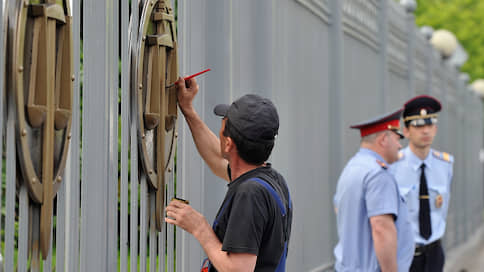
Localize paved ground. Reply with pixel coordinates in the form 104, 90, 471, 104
446, 244, 484, 272
461, 245, 484, 272
444, 226, 484, 272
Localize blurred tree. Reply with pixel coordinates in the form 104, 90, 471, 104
414, 0, 484, 81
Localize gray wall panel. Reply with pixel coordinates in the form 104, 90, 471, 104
388, 72, 410, 109
1, 0, 483, 270
177, 0, 484, 270
342, 34, 381, 161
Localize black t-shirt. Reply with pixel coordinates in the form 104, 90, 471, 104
209, 164, 292, 272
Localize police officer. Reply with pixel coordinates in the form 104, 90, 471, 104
334, 109, 414, 272
391, 95, 454, 272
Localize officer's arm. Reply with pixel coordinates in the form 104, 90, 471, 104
176, 78, 230, 182
370, 214, 397, 272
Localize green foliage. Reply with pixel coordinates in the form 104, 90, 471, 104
414, 0, 484, 81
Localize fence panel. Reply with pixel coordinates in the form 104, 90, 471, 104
387, 0, 411, 109
177, 0, 484, 271
0, 0, 483, 271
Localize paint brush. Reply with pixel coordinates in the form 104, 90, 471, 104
166, 68, 211, 88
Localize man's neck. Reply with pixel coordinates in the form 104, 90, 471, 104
409, 143, 431, 160
360, 143, 386, 162
228, 157, 264, 181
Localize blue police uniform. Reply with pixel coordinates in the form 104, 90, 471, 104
392, 94, 452, 272
334, 109, 415, 271
334, 148, 414, 272
391, 147, 453, 245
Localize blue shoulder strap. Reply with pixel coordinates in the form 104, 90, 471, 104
249, 177, 290, 272
250, 177, 288, 216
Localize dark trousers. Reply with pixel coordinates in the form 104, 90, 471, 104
410, 241, 445, 272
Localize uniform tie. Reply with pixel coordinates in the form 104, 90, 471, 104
419, 163, 432, 240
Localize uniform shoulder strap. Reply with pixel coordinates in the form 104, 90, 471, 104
432, 150, 454, 163
376, 159, 388, 169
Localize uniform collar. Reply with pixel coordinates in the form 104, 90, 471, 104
405, 146, 433, 171
358, 148, 387, 164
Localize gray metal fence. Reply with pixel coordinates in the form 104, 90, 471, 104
177, 0, 483, 271
0, 0, 482, 271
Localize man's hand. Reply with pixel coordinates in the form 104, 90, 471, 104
165, 199, 210, 236
173, 76, 230, 181
176, 77, 198, 116
165, 199, 257, 272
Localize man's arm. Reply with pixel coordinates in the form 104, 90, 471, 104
370, 214, 397, 272
176, 78, 229, 181
165, 200, 256, 272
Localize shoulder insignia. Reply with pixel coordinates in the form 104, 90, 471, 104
398, 151, 404, 160
432, 151, 453, 163
376, 159, 387, 169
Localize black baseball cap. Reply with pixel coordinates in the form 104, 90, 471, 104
213, 94, 279, 143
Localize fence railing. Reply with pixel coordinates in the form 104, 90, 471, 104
0, 0, 482, 271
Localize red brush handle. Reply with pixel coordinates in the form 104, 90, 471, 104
183, 68, 211, 80
167, 68, 211, 88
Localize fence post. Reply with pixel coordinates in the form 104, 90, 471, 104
0, 1, 5, 262
64, 0, 81, 271
80, 0, 118, 270
405, 8, 416, 96
328, 0, 344, 250
378, 0, 388, 111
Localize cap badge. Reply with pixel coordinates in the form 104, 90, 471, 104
435, 194, 443, 208
420, 109, 427, 116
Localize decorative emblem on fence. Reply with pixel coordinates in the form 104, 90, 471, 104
131, 0, 179, 232
7, 0, 73, 262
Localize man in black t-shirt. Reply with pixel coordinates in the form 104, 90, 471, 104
165, 77, 292, 272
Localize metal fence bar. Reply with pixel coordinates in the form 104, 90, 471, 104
406, 12, 416, 97
0, 0, 5, 260
129, 136, 139, 272
130, 0, 140, 269
80, 0, 114, 269
4, 63, 17, 272
167, 163, 175, 271
120, 0, 130, 270
56, 180, 67, 271
327, 0, 344, 253
175, 0, 187, 268
44, 222, 53, 271
18, 185, 29, 272
149, 195, 157, 272
379, 0, 388, 111
65, 0, 81, 269
159, 199, 167, 272
140, 175, 148, 272
107, 0, 120, 269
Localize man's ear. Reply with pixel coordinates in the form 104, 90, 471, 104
376, 131, 388, 147
224, 136, 235, 153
